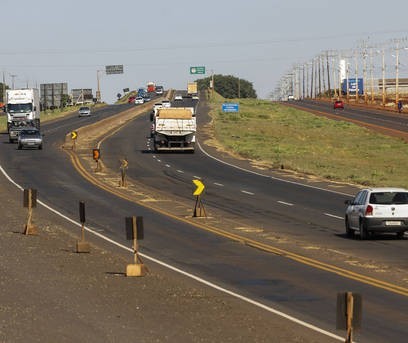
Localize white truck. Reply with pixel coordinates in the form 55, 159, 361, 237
5, 89, 40, 132
154, 107, 196, 152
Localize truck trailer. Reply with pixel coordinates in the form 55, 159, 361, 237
187, 82, 198, 96
5, 88, 40, 131
154, 107, 196, 152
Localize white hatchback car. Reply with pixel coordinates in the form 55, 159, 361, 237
78, 106, 91, 117
345, 187, 408, 239
174, 94, 183, 101
162, 100, 171, 108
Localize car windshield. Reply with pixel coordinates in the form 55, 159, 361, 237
21, 130, 39, 136
79, 107, 89, 111
8, 103, 32, 113
370, 192, 408, 205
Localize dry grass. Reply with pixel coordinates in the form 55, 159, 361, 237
208, 95, 408, 188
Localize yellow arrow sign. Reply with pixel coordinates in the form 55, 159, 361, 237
193, 179, 205, 196
71, 131, 78, 140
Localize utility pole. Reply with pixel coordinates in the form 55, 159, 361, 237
363, 46, 368, 104
10, 74, 17, 89
96, 70, 103, 103
395, 40, 400, 106
310, 60, 314, 98
326, 51, 331, 98
318, 56, 322, 97
355, 50, 359, 103
382, 48, 386, 106
370, 48, 374, 103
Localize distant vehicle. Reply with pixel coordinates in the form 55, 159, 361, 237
345, 187, 408, 239
143, 94, 151, 102
333, 100, 344, 110
187, 82, 198, 96
5, 88, 40, 131
137, 88, 146, 97
147, 82, 156, 93
162, 100, 171, 108
135, 97, 144, 105
174, 94, 183, 101
9, 122, 33, 143
17, 128, 43, 150
192, 95, 199, 100
78, 106, 91, 117
128, 96, 136, 104
155, 86, 164, 95
287, 95, 295, 101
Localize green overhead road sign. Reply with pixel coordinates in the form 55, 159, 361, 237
190, 66, 205, 74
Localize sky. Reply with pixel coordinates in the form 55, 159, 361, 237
1, 0, 407, 103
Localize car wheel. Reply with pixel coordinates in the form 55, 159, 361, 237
396, 231, 404, 239
359, 221, 368, 240
17, 144, 22, 150
345, 217, 354, 238
38, 144, 43, 150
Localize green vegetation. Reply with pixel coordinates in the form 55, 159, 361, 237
208, 94, 408, 188
197, 75, 257, 99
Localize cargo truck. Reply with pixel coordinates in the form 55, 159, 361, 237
187, 82, 198, 96
5, 88, 40, 132
147, 82, 156, 93
153, 107, 196, 152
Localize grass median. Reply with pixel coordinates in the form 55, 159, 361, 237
208, 94, 408, 188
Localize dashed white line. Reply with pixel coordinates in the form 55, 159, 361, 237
177, 170, 184, 173
277, 201, 294, 206
324, 213, 343, 220
214, 182, 224, 187
193, 176, 201, 179
241, 190, 255, 195
157, 159, 161, 163
165, 164, 171, 168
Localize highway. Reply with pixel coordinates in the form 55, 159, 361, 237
0, 99, 407, 342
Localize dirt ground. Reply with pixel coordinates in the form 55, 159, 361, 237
0, 172, 340, 342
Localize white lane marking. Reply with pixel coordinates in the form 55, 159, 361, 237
241, 190, 255, 195
214, 182, 224, 187
157, 159, 161, 163
0, 164, 344, 342
153, 155, 157, 159
177, 170, 184, 173
197, 140, 353, 197
277, 201, 294, 206
165, 164, 171, 168
324, 213, 343, 220
193, 175, 201, 179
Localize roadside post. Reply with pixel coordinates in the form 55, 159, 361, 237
192, 179, 206, 217
71, 131, 78, 150
125, 216, 146, 277
76, 201, 90, 253
92, 148, 101, 172
119, 158, 128, 187
23, 188, 37, 235
336, 292, 362, 343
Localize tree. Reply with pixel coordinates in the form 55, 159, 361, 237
197, 74, 257, 99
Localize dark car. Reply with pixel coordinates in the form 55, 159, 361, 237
17, 128, 43, 150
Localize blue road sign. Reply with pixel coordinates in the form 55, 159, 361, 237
222, 103, 239, 112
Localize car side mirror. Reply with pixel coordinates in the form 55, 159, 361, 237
344, 199, 352, 205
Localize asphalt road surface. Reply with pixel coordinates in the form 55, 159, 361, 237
0, 100, 407, 342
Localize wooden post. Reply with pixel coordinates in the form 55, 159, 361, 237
345, 292, 354, 343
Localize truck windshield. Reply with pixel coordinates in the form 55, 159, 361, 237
8, 103, 32, 113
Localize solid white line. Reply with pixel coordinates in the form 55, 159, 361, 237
214, 182, 224, 187
277, 201, 294, 206
196, 140, 353, 197
165, 164, 171, 168
0, 164, 344, 342
241, 190, 255, 195
324, 213, 343, 220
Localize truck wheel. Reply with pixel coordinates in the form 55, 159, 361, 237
17, 144, 22, 150
38, 144, 43, 150
396, 231, 404, 239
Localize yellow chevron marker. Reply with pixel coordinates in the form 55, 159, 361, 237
71, 131, 78, 140
192, 179, 205, 196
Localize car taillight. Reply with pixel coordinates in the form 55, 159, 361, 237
365, 205, 373, 216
